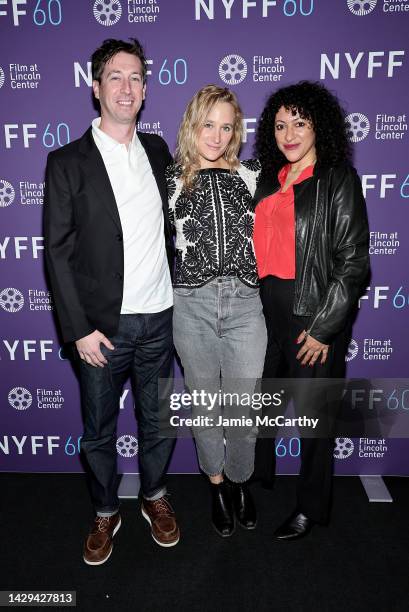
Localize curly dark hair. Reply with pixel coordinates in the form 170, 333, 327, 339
255, 81, 351, 174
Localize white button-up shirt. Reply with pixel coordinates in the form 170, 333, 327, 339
92, 118, 172, 313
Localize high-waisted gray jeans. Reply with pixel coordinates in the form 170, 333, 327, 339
173, 277, 267, 482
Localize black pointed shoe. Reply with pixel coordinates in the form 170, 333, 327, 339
274, 510, 315, 540
231, 482, 257, 530
210, 481, 235, 537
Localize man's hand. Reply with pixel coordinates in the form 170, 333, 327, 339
75, 330, 114, 368
296, 330, 329, 366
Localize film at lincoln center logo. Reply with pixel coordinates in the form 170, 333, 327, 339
219, 55, 248, 85
345, 113, 370, 143
347, 0, 377, 16
0, 180, 16, 207
0, 67, 5, 89
334, 438, 355, 459
0, 288, 24, 313
93, 0, 122, 26
345, 339, 359, 362
116, 434, 138, 457
8, 387, 33, 411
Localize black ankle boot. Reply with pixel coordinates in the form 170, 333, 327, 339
210, 481, 235, 537
231, 481, 257, 529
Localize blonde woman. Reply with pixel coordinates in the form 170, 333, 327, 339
166, 85, 267, 537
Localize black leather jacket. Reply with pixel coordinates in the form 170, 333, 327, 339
253, 163, 370, 344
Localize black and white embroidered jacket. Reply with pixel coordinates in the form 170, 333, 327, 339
166, 160, 261, 288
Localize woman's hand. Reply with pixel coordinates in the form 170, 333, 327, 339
296, 330, 329, 366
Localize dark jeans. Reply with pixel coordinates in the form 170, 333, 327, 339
79, 308, 175, 516
254, 276, 349, 524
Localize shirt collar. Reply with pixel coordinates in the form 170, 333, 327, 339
278, 163, 315, 187
91, 117, 138, 153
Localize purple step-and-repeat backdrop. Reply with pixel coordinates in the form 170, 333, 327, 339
1, 0, 408, 476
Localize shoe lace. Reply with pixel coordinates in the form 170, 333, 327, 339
151, 496, 173, 516
96, 516, 111, 532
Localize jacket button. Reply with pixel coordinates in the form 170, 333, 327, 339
114, 272, 123, 280
116, 234, 123, 242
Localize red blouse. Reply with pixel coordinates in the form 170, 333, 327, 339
254, 163, 315, 280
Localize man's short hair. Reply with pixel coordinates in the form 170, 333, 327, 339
91, 38, 147, 83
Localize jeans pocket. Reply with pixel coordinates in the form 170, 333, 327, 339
174, 286, 195, 297
235, 282, 259, 299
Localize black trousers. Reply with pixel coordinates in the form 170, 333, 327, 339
254, 276, 349, 524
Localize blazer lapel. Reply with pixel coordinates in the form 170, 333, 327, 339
79, 128, 122, 232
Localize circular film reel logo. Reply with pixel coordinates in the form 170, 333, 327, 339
345, 339, 359, 362
0, 67, 5, 89
93, 0, 122, 26
219, 55, 247, 85
347, 0, 377, 16
0, 288, 24, 313
334, 437, 354, 460
345, 113, 370, 143
0, 180, 16, 207
116, 434, 138, 457
8, 387, 32, 411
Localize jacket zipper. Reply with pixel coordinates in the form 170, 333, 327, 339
306, 283, 335, 336
297, 179, 320, 311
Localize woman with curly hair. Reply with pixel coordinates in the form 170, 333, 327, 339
253, 81, 369, 539
166, 85, 267, 537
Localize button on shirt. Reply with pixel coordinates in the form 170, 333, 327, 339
92, 118, 172, 313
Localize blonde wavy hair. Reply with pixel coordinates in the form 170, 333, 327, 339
175, 85, 243, 190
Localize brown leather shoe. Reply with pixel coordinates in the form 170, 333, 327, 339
141, 496, 180, 547
83, 513, 121, 565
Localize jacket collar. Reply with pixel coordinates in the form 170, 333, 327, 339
253, 170, 280, 206
78, 127, 122, 232
254, 161, 331, 208
312, 161, 331, 180
77, 127, 169, 229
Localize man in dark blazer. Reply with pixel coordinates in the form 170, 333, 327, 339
44, 38, 179, 565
